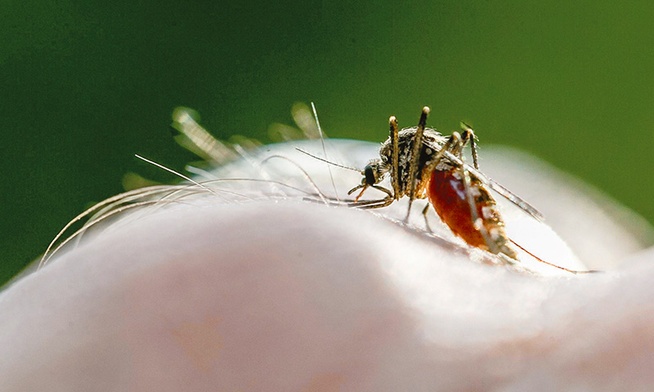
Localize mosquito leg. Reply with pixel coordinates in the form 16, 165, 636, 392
389, 116, 400, 201
509, 239, 599, 274
371, 185, 393, 198
350, 196, 395, 209
421, 203, 434, 233
454, 134, 501, 255
346, 184, 394, 208
404, 106, 430, 222
422, 134, 456, 175
460, 122, 479, 170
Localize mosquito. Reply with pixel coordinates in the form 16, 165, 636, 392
346, 106, 592, 274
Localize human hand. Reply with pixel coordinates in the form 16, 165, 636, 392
1, 140, 652, 391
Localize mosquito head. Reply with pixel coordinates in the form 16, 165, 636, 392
347, 159, 390, 200
361, 159, 388, 187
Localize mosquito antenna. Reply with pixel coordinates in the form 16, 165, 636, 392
310, 102, 339, 201
295, 148, 361, 172
509, 239, 598, 274
135, 154, 216, 195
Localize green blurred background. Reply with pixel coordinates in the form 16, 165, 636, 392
2, 1, 653, 286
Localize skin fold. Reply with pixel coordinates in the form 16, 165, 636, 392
1, 140, 652, 391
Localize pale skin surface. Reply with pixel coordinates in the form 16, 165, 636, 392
1, 140, 653, 391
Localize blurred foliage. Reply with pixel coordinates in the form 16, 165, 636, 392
2, 0, 654, 286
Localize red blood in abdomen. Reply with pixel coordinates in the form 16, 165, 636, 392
427, 170, 487, 249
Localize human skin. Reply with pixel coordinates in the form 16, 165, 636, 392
1, 140, 653, 391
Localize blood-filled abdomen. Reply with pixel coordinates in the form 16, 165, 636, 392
427, 169, 516, 257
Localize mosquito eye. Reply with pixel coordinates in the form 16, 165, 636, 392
364, 165, 377, 185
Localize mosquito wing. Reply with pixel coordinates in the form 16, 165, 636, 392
442, 150, 544, 221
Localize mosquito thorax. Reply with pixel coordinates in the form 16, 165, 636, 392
378, 127, 448, 195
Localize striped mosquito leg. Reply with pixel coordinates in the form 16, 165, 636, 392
404, 106, 430, 222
